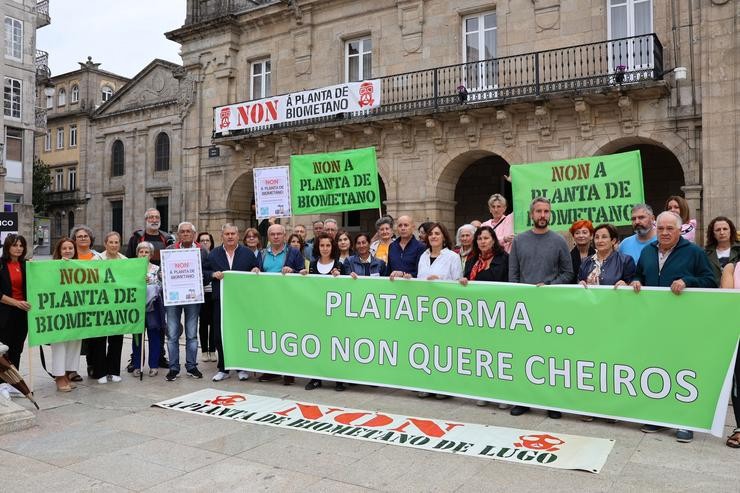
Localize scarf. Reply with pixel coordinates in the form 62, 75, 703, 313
469, 250, 494, 280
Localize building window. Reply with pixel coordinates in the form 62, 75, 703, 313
608, 0, 653, 69
4, 127, 22, 182
56, 127, 64, 149
57, 88, 66, 106
155, 197, 169, 233
4, 17, 22, 60
462, 12, 497, 89
101, 85, 113, 102
69, 124, 77, 147
44, 132, 51, 151
54, 169, 63, 191
250, 59, 271, 100
4, 77, 21, 119
71, 85, 79, 103
54, 212, 62, 237
46, 93, 53, 109
111, 200, 123, 236
345, 38, 372, 82
154, 132, 170, 171
111, 139, 124, 176
68, 167, 76, 190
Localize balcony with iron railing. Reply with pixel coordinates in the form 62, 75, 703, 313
215, 34, 665, 140
36, 0, 50, 28
35, 107, 47, 132
47, 189, 83, 206
35, 49, 51, 83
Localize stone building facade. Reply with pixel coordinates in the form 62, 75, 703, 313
151, 0, 737, 241
36, 57, 129, 247
2, 0, 51, 236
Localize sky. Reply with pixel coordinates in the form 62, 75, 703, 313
37, 1, 187, 78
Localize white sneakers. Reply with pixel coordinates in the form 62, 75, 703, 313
0, 383, 11, 399
110, 375, 122, 383
238, 371, 250, 381
97, 376, 107, 384
212, 371, 230, 382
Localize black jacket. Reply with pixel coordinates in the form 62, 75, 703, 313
0, 258, 27, 326
463, 252, 509, 282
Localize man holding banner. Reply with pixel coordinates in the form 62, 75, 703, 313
162, 222, 211, 382
630, 211, 716, 443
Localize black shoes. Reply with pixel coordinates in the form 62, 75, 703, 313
305, 379, 322, 390
165, 370, 178, 381
335, 382, 346, 391
510, 406, 531, 416
159, 356, 170, 369
187, 367, 203, 379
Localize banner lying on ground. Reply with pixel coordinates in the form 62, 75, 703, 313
214, 80, 381, 135
254, 166, 292, 219
290, 147, 380, 215
27, 258, 147, 345
155, 389, 615, 472
509, 151, 644, 232
221, 273, 739, 436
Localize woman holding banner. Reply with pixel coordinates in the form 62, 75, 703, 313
197, 232, 217, 362
90, 232, 126, 384
481, 194, 514, 253
288, 234, 309, 271
243, 228, 262, 261
132, 242, 164, 377
578, 224, 635, 287
50, 238, 82, 392
721, 262, 740, 448
0, 234, 31, 398
704, 216, 740, 285
346, 233, 387, 278
416, 223, 462, 282
71, 225, 102, 377
301, 233, 346, 391
569, 219, 595, 279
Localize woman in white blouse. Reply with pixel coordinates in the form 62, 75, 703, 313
417, 222, 463, 281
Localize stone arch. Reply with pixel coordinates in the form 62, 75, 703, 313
434, 149, 519, 227
225, 170, 255, 231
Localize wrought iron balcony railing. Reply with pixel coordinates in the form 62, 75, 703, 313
35, 49, 50, 81
35, 106, 47, 130
36, 0, 50, 27
217, 34, 664, 138
47, 190, 82, 205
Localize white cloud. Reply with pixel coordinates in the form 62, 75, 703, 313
37, 0, 186, 78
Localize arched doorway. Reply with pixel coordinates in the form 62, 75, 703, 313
596, 142, 685, 217
453, 154, 511, 227
356, 174, 388, 233
226, 171, 255, 232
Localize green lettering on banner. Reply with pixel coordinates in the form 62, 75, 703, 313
509, 150, 644, 232
290, 147, 380, 215
222, 273, 739, 435
27, 258, 147, 346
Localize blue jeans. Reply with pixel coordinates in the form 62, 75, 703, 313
166, 303, 201, 372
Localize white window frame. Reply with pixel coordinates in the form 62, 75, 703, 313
44, 131, 51, 151
45, 93, 53, 109
250, 59, 271, 100
101, 85, 113, 102
4, 17, 22, 61
344, 37, 372, 82
607, 0, 654, 71
461, 11, 497, 92
70, 85, 79, 103
69, 124, 77, 147
54, 170, 63, 191
4, 77, 22, 119
68, 168, 76, 191
57, 88, 66, 106
56, 127, 64, 149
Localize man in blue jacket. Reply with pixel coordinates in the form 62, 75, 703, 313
208, 223, 258, 382
630, 211, 716, 443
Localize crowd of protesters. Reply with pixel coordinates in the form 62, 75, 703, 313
0, 196, 738, 449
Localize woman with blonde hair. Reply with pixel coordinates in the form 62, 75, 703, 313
481, 194, 514, 253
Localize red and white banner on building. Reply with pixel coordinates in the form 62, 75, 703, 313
214, 80, 381, 135
155, 389, 614, 473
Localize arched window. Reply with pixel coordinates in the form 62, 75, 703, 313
57, 88, 66, 106
101, 85, 113, 102
154, 132, 170, 171
71, 85, 79, 103
111, 139, 124, 176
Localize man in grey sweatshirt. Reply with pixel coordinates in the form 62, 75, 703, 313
508, 196, 574, 418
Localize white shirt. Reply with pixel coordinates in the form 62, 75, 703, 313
416, 248, 463, 280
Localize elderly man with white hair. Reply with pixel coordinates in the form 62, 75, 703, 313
630, 210, 716, 443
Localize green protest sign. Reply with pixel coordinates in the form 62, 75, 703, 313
27, 258, 147, 346
509, 151, 644, 232
222, 273, 739, 435
290, 147, 380, 215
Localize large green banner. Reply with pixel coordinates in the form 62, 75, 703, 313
290, 147, 381, 215
222, 273, 739, 436
27, 259, 147, 346
509, 151, 644, 232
